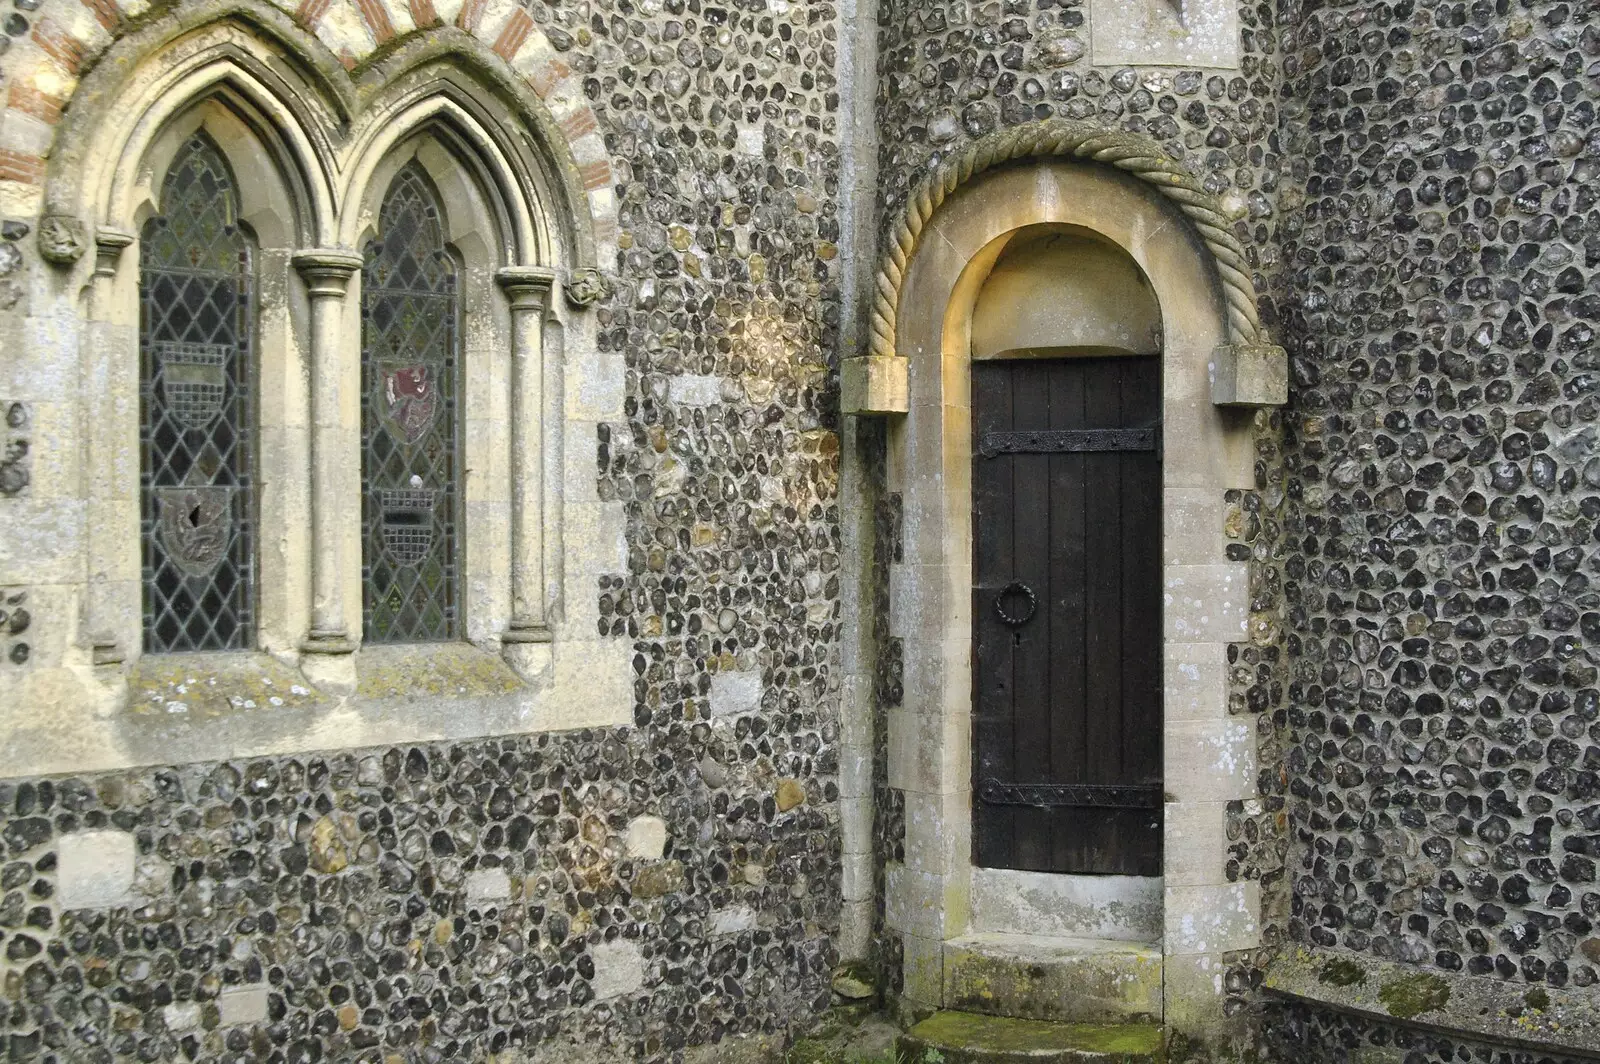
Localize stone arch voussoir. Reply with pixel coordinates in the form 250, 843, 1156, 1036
4, 0, 613, 282
847, 118, 1286, 413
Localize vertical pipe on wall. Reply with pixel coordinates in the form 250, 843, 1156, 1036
836, 0, 882, 965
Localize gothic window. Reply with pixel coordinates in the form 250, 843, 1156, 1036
361, 163, 461, 643
138, 133, 256, 653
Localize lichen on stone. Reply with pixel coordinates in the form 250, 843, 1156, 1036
1377, 974, 1452, 1021
1317, 958, 1367, 988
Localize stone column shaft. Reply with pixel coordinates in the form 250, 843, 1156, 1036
293, 250, 363, 655
85, 228, 135, 666
496, 266, 557, 647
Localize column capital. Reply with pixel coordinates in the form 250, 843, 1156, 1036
293, 249, 364, 294
92, 227, 135, 278
496, 265, 558, 309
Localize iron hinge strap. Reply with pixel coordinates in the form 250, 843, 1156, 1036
977, 778, 1163, 810
978, 424, 1161, 458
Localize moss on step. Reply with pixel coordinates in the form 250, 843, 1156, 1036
901, 1011, 1164, 1063
1316, 958, 1367, 988
1376, 973, 1451, 1020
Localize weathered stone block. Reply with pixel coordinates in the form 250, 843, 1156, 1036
589, 940, 645, 1000
217, 985, 269, 1027
943, 932, 1163, 1025
1208, 342, 1287, 407
625, 815, 668, 859
57, 829, 136, 909
1090, 0, 1240, 69
465, 868, 513, 902
840, 355, 909, 415
709, 670, 762, 717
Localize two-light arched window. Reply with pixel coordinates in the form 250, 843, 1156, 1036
5, 14, 633, 768
137, 134, 472, 653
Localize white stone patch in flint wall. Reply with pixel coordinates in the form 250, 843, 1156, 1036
710, 905, 758, 935
709, 670, 763, 717
626, 815, 668, 859
668, 374, 723, 407
465, 868, 513, 903
162, 1002, 203, 1032
1089, 0, 1239, 69
217, 985, 270, 1026
57, 830, 137, 909
589, 940, 645, 1000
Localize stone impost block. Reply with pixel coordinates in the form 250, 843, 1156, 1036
1209, 341, 1287, 407
58, 829, 137, 909
841, 355, 909, 415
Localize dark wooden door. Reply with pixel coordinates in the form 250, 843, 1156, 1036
972, 356, 1162, 875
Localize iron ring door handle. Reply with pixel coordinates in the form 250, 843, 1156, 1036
994, 581, 1038, 628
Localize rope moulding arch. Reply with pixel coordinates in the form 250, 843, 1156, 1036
853, 118, 1287, 412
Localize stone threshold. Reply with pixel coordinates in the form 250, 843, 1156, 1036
900, 1010, 1166, 1063
1263, 948, 1600, 1061
944, 932, 1163, 1026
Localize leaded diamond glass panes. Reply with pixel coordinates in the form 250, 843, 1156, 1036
361, 164, 461, 643
139, 133, 256, 653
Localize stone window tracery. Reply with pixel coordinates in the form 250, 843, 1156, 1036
138, 132, 257, 653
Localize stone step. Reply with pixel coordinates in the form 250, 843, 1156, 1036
943, 932, 1162, 1025
898, 1011, 1166, 1064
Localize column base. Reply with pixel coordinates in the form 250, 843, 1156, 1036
90, 637, 125, 668
501, 623, 554, 645
502, 626, 554, 683
300, 632, 358, 695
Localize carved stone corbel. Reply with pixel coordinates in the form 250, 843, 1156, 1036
564, 267, 612, 308
37, 215, 87, 266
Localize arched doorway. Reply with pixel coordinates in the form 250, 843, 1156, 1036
867, 160, 1264, 1042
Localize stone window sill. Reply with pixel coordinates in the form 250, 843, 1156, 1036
1263, 948, 1600, 1060
6, 639, 628, 776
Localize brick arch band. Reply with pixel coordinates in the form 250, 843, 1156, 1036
853, 118, 1287, 411
3, 0, 615, 282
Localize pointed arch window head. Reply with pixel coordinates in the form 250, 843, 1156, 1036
362, 162, 461, 644
139, 132, 257, 653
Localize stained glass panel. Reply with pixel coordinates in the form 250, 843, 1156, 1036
139, 133, 255, 653
361, 164, 460, 643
